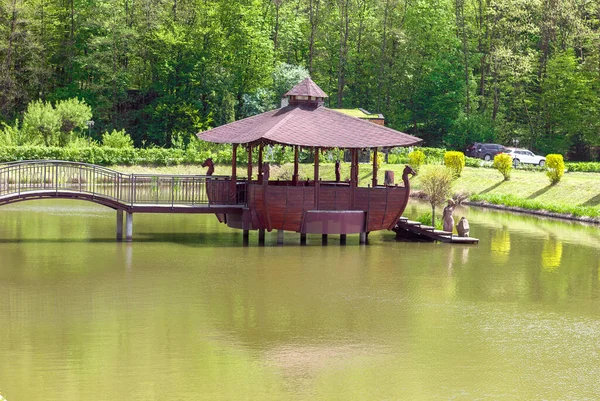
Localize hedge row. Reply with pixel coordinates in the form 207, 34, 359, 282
2, 145, 600, 172
0, 146, 217, 166
565, 162, 600, 173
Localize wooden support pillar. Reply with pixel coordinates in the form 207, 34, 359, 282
372, 147, 378, 188
258, 144, 264, 183
125, 212, 133, 242
340, 234, 347, 245
350, 149, 357, 208
292, 145, 299, 185
314, 147, 320, 207
350, 148, 358, 187
359, 231, 366, 244
231, 144, 238, 202
355, 150, 360, 184
321, 234, 328, 245
300, 233, 307, 245
243, 229, 249, 246
247, 145, 253, 182
116, 209, 123, 241
277, 229, 284, 245
258, 229, 265, 246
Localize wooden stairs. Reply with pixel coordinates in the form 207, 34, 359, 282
393, 217, 479, 244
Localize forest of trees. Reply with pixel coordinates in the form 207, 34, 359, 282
1, 0, 599, 159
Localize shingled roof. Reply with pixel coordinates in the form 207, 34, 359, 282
283, 77, 328, 98
198, 79, 421, 149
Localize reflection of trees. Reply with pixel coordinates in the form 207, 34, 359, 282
490, 227, 510, 264
541, 236, 563, 272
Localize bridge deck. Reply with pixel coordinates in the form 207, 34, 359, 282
0, 189, 244, 213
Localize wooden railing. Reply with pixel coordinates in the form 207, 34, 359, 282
0, 160, 238, 206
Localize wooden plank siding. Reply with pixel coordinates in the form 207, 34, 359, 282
247, 183, 408, 233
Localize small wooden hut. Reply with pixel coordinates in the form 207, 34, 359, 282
198, 78, 421, 241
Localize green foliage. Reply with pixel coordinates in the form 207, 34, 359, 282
370, 151, 384, 169
444, 151, 466, 177
564, 162, 600, 173
22, 100, 61, 146
272, 63, 310, 101
388, 147, 446, 164
469, 194, 600, 219
465, 157, 483, 168
54, 98, 92, 140
407, 150, 426, 171
546, 154, 565, 184
0, 119, 28, 146
417, 165, 454, 226
493, 154, 513, 181
21, 98, 91, 147
0, 143, 295, 167
0, 0, 599, 159
416, 212, 443, 230
102, 129, 134, 149
446, 113, 496, 150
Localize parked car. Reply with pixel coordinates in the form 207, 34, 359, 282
474, 143, 508, 161
465, 143, 480, 157
501, 148, 546, 166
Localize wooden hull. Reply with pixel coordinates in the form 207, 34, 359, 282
246, 183, 409, 233
207, 179, 410, 234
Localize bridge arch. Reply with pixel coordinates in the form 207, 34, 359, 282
0, 160, 242, 241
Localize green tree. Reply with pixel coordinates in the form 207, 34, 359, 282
22, 100, 60, 146
418, 165, 454, 226
55, 98, 92, 146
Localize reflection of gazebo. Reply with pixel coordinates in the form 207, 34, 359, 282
198, 78, 421, 244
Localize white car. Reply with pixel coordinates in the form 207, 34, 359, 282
502, 148, 546, 166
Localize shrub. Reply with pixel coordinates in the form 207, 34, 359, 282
444, 151, 466, 177
465, 156, 483, 168
54, 98, 92, 144
22, 98, 92, 147
102, 129, 134, 149
22, 100, 61, 146
416, 212, 442, 230
493, 153, 512, 180
407, 150, 426, 171
564, 162, 600, 173
417, 165, 454, 226
370, 150, 384, 169
546, 154, 565, 184
387, 153, 409, 164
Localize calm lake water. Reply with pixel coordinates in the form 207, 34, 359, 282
1, 200, 599, 400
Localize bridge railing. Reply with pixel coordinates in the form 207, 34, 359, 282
0, 160, 238, 206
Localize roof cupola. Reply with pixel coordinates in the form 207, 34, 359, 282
283, 77, 328, 108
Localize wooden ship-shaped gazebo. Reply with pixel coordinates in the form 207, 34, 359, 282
198, 78, 422, 244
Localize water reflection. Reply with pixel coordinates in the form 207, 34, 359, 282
1, 200, 600, 400
541, 236, 563, 272
490, 226, 510, 264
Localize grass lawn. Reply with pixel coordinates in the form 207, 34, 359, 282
113, 163, 600, 219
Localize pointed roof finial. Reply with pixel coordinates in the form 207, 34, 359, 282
284, 77, 328, 98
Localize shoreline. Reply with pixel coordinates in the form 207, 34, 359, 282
409, 192, 600, 225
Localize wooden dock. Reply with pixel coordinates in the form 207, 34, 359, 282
393, 217, 479, 244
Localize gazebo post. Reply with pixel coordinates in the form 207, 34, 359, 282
292, 145, 299, 185
258, 144, 264, 183
231, 143, 238, 202
247, 145, 253, 182
350, 148, 358, 187
314, 147, 320, 208
372, 147, 378, 187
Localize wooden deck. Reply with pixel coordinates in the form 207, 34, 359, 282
393, 217, 479, 244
